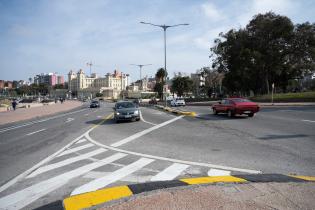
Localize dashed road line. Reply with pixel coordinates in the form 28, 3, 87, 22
0, 108, 86, 133
25, 128, 46, 136
301, 119, 315, 123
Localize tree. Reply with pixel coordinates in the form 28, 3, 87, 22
54, 84, 65, 89
171, 76, 193, 97
96, 92, 103, 97
155, 68, 167, 83
210, 12, 315, 95
154, 82, 163, 99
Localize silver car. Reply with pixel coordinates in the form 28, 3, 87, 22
113, 101, 140, 123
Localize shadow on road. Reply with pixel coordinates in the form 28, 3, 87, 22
258, 134, 309, 140
195, 114, 250, 121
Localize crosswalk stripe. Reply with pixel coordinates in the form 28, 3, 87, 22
151, 163, 189, 181
71, 158, 154, 196
57, 143, 94, 157
0, 153, 127, 210
27, 148, 107, 178
75, 139, 87, 144
207, 168, 231, 176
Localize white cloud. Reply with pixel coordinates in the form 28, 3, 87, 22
201, 2, 225, 21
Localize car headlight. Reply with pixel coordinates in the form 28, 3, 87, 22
115, 112, 120, 115
134, 110, 139, 115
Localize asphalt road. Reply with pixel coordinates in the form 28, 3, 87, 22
0, 102, 314, 209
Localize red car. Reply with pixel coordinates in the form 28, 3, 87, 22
212, 98, 260, 117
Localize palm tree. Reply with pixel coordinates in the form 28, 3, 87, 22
155, 68, 167, 83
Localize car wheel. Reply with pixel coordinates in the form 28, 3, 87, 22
213, 108, 218, 115
227, 110, 234, 118
136, 118, 140, 121
248, 113, 254, 117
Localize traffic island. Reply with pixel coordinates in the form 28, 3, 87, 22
63, 174, 315, 210
154, 105, 197, 117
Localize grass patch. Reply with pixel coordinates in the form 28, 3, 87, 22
251, 92, 315, 102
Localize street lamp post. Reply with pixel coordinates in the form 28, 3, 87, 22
130, 64, 152, 90
140, 21, 189, 106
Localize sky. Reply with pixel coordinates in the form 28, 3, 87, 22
0, 0, 314, 82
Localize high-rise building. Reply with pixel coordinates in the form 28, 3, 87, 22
34, 73, 64, 86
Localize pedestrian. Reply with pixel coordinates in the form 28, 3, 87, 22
12, 100, 17, 111
55, 98, 58, 103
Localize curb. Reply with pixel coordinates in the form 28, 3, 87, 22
155, 105, 197, 117
63, 174, 315, 210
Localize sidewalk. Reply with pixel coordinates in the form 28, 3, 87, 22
98, 182, 315, 210
0, 100, 83, 126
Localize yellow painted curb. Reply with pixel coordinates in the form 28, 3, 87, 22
289, 175, 315, 181
63, 186, 133, 210
179, 111, 197, 117
180, 176, 247, 185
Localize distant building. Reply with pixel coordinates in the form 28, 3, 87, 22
68, 69, 128, 99
34, 73, 64, 86
191, 70, 206, 97
4, 81, 13, 89
0, 80, 4, 89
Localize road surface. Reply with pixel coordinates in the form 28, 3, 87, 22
0, 102, 314, 209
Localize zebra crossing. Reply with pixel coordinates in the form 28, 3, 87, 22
0, 137, 244, 210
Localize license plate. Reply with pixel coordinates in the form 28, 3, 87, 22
125, 115, 131, 118
244, 111, 251, 114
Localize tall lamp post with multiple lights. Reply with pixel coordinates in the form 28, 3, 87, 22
140, 21, 189, 105
130, 64, 152, 90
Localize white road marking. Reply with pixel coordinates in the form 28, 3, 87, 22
86, 133, 261, 174
97, 115, 102, 118
0, 108, 86, 133
302, 119, 315, 123
151, 163, 189, 181
111, 115, 184, 147
83, 172, 152, 183
140, 110, 157, 125
71, 157, 154, 195
84, 114, 89, 116
75, 138, 87, 144
0, 153, 127, 210
27, 148, 107, 178
57, 143, 95, 157
26, 128, 46, 136
65, 117, 74, 123
207, 168, 231, 176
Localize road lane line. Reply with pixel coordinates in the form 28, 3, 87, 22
65, 118, 74, 123
140, 110, 157, 126
208, 168, 231, 176
27, 148, 107, 178
302, 119, 315, 123
0, 113, 113, 193
0, 153, 127, 210
75, 138, 87, 144
86, 133, 261, 174
111, 115, 184, 147
151, 163, 189, 181
71, 157, 154, 196
57, 143, 95, 157
26, 128, 46, 136
0, 108, 87, 133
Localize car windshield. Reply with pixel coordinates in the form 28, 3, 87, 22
116, 102, 136, 109
231, 98, 252, 103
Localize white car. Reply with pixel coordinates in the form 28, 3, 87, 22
170, 98, 186, 107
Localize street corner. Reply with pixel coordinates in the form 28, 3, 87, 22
62, 173, 315, 210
